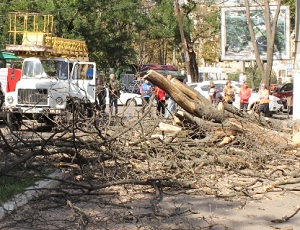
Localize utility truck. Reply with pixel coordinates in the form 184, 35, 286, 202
3, 12, 97, 130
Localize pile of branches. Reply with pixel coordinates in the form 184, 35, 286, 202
0, 70, 299, 229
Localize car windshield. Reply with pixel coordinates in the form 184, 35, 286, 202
22, 59, 69, 80
280, 83, 293, 92
200, 83, 224, 92
188, 84, 198, 89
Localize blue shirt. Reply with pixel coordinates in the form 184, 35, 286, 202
86, 68, 94, 79
140, 82, 153, 98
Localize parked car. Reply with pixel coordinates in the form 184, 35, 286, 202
118, 90, 142, 106
269, 83, 281, 94
102, 89, 142, 106
121, 80, 141, 95
273, 82, 293, 113
188, 80, 283, 114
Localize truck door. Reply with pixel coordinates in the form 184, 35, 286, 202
70, 62, 96, 103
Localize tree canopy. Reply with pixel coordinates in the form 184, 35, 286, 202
0, 0, 293, 79
0, 0, 220, 75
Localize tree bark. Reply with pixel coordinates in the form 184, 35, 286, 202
145, 70, 244, 122
244, 0, 282, 87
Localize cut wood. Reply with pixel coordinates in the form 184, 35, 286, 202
145, 70, 245, 121
158, 122, 182, 132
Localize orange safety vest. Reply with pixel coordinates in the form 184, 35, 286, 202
259, 89, 269, 104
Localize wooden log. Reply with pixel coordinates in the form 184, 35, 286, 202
145, 70, 227, 123
145, 70, 244, 118
145, 70, 291, 141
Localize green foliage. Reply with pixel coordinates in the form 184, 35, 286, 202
193, 4, 221, 65
0, 0, 146, 69
228, 73, 240, 82
0, 0, 208, 72
0, 175, 39, 203
282, 0, 295, 28
148, 0, 177, 40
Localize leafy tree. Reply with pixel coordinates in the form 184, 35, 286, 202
51, 0, 145, 70
0, 0, 146, 71
244, 0, 283, 87
0, 0, 210, 76
196, 6, 221, 66
282, 0, 295, 29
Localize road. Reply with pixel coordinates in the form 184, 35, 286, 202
0, 106, 293, 132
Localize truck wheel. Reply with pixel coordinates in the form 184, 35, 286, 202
79, 102, 93, 118
6, 113, 22, 131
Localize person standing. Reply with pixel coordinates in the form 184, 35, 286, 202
258, 82, 270, 117
239, 81, 251, 112
96, 75, 107, 114
208, 81, 216, 104
211, 87, 224, 107
154, 86, 166, 116
164, 75, 177, 119
140, 79, 153, 112
108, 73, 120, 115
97, 85, 107, 115
223, 80, 236, 104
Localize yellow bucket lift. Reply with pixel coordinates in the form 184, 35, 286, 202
6, 12, 89, 61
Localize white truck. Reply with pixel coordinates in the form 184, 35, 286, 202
3, 12, 97, 130
4, 57, 97, 130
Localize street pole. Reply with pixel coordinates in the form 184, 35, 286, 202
174, 0, 192, 83
293, 0, 300, 120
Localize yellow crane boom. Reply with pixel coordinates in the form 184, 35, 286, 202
6, 12, 89, 61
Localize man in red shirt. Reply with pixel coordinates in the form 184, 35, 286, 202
154, 86, 166, 116
239, 81, 251, 112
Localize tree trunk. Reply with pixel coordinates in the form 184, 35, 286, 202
188, 47, 199, 83
244, 0, 282, 88
145, 70, 244, 123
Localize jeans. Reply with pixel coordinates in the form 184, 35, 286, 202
165, 98, 177, 119
156, 100, 166, 116
109, 96, 118, 115
142, 97, 150, 113
240, 103, 248, 112
258, 103, 269, 116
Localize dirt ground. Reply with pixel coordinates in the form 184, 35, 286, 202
1, 168, 300, 230
1, 106, 300, 230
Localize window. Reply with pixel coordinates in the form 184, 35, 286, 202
200, 85, 209, 91
281, 83, 293, 92
188, 84, 198, 89
215, 84, 225, 92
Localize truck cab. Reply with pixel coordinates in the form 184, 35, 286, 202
4, 57, 97, 130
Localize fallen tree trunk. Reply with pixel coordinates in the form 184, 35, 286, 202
145, 70, 244, 122
144, 70, 292, 147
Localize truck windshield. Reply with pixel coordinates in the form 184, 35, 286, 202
22, 59, 69, 80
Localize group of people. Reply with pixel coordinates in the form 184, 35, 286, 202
208, 80, 238, 109
96, 73, 177, 119
139, 74, 177, 119
208, 80, 270, 116
97, 73, 270, 119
